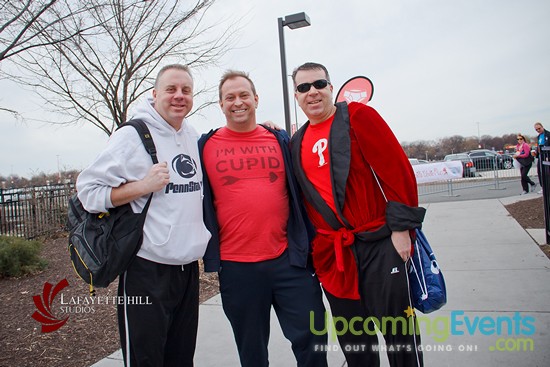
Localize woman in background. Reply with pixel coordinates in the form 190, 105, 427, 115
514, 134, 536, 194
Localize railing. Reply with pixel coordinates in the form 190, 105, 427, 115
0, 183, 75, 239
416, 156, 536, 197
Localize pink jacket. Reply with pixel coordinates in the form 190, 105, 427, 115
516, 142, 531, 158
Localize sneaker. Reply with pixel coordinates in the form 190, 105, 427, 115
530, 183, 537, 192
538, 189, 543, 194
520, 191, 528, 195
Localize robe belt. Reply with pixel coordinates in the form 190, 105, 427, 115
316, 223, 391, 272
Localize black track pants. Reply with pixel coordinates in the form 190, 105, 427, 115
352, 236, 424, 367
323, 289, 381, 367
118, 257, 199, 367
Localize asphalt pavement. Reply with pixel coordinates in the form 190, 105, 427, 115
91, 190, 550, 367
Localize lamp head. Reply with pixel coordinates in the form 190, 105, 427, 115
283, 12, 311, 29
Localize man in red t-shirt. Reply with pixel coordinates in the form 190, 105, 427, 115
199, 71, 327, 367
290, 62, 425, 367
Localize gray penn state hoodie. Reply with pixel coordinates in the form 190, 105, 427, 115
76, 96, 211, 265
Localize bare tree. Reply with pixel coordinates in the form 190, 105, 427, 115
402, 132, 532, 161
9, 0, 238, 136
0, 0, 91, 62
401, 140, 436, 160
0, 1, 96, 118
0, 106, 21, 120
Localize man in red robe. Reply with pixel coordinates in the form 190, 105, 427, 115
290, 62, 425, 367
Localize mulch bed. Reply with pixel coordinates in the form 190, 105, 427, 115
0, 233, 219, 367
504, 196, 545, 229
504, 195, 550, 259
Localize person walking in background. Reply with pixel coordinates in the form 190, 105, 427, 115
534, 122, 550, 193
514, 133, 536, 195
199, 70, 328, 367
77, 64, 211, 366
290, 62, 425, 367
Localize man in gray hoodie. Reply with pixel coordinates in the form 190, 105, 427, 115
77, 64, 211, 366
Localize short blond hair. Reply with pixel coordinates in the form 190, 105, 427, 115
155, 64, 192, 88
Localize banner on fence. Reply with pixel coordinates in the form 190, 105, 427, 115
412, 161, 463, 184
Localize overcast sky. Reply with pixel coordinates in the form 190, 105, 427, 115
1, 0, 549, 178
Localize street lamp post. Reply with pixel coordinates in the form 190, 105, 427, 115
278, 12, 311, 134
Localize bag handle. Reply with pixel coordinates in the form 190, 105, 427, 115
371, 166, 430, 299
370, 167, 388, 203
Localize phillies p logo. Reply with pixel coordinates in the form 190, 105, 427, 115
313, 138, 328, 167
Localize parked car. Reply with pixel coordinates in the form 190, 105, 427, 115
467, 149, 514, 170
443, 153, 477, 177
501, 152, 516, 167
408, 158, 429, 165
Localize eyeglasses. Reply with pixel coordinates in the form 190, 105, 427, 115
295, 79, 330, 93
517, 138, 523, 141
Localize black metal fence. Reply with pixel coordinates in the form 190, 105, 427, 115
0, 183, 75, 239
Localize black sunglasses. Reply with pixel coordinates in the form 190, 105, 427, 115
295, 79, 330, 93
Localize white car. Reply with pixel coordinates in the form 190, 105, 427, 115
408, 158, 429, 165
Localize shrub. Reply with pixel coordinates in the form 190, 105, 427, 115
0, 236, 48, 278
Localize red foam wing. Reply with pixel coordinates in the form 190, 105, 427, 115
335, 76, 374, 105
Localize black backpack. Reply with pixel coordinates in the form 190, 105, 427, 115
67, 120, 158, 296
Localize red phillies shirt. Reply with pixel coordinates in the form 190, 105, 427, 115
202, 126, 289, 262
300, 115, 336, 213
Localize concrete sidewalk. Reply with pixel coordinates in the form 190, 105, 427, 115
92, 194, 550, 366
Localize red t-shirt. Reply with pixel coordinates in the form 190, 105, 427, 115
300, 115, 336, 213
202, 126, 289, 262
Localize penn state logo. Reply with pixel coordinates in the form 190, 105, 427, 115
172, 154, 197, 178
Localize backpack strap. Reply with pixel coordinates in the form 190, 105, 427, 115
117, 119, 159, 164
116, 119, 158, 211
